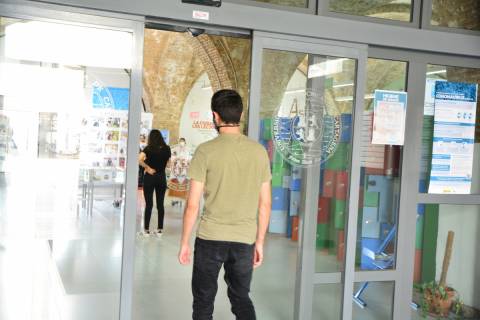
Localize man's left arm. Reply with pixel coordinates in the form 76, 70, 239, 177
254, 148, 273, 268
178, 179, 204, 265
254, 181, 271, 268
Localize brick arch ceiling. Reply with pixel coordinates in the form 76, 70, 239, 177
187, 34, 234, 92
143, 30, 236, 143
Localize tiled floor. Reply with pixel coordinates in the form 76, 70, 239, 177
132, 204, 299, 320
0, 159, 415, 320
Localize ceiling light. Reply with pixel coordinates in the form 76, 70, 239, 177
285, 89, 305, 94
426, 69, 447, 75
333, 82, 354, 89
5, 21, 133, 69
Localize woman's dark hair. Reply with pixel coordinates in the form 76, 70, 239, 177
211, 89, 243, 124
147, 129, 167, 148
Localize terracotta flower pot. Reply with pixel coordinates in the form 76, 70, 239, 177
424, 287, 456, 318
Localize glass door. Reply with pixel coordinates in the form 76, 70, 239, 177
248, 32, 367, 320
0, 8, 143, 320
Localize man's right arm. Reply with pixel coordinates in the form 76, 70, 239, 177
178, 179, 204, 265
254, 181, 271, 268
178, 146, 207, 265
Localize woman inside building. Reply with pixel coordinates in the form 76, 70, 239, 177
138, 129, 171, 237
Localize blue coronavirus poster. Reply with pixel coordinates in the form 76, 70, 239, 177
429, 81, 478, 194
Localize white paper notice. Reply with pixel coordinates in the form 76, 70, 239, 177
371, 90, 408, 146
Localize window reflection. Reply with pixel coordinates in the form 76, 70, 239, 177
0, 16, 132, 319
431, 0, 480, 31
412, 204, 480, 319
329, 0, 412, 22
420, 64, 480, 195
355, 58, 407, 271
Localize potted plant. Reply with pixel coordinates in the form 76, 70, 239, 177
415, 281, 457, 317
415, 231, 463, 318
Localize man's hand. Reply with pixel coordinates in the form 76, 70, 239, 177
253, 242, 264, 268
178, 244, 192, 265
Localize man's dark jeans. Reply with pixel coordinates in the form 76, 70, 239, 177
192, 238, 256, 320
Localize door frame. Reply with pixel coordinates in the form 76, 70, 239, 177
248, 31, 368, 320
0, 4, 145, 320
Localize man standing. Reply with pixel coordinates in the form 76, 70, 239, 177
178, 89, 272, 320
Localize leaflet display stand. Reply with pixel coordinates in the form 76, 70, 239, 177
78, 110, 128, 214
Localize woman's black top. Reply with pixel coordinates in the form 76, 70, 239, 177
143, 145, 171, 179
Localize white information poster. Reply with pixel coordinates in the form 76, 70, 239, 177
371, 90, 408, 146
428, 81, 478, 194
424, 79, 446, 116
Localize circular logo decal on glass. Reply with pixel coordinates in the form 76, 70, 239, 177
92, 81, 116, 109
272, 89, 342, 167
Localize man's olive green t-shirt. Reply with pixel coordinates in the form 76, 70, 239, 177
188, 133, 271, 245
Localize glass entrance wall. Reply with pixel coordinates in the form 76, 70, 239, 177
313, 57, 356, 274
313, 283, 343, 319
257, 48, 303, 319
354, 58, 408, 271
254, 36, 363, 320
430, 0, 480, 32
352, 281, 395, 319
260, 49, 356, 272
419, 64, 480, 195
412, 204, 480, 319
258, 49, 357, 274
0, 16, 133, 319
411, 60, 480, 320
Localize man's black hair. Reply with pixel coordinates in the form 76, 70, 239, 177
211, 89, 243, 124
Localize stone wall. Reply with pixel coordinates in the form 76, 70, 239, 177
143, 30, 204, 144
260, 50, 306, 118
143, 30, 252, 142
209, 35, 252, 133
